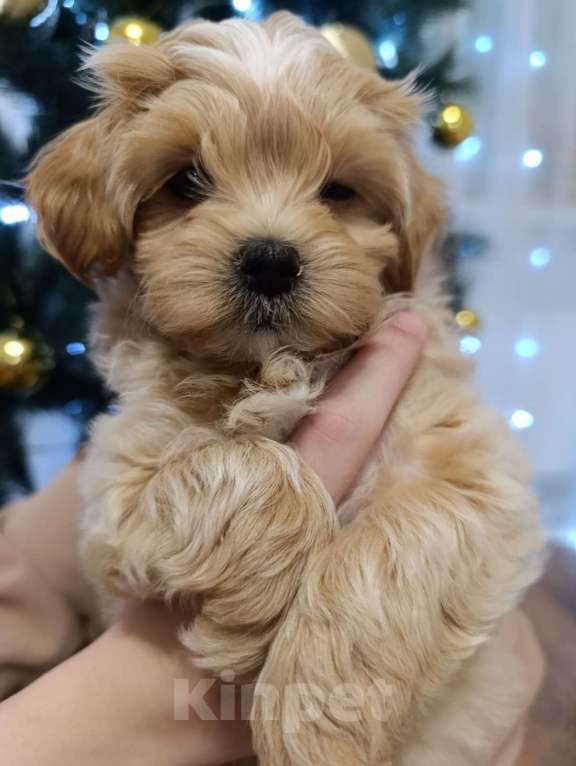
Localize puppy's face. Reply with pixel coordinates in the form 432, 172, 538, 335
27, 14, 442, 361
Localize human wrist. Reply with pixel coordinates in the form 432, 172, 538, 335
102, 602, 253, 766
0, 601, 252, 766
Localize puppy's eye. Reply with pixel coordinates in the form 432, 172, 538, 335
320, 181, 355, 203
166, 165, 212, 204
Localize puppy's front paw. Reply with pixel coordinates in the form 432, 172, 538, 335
83, 437, 337, 676
176, 438, 338, 676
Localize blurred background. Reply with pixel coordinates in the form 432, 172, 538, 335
0, 1, 573, 760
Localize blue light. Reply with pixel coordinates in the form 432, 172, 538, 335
75, 11, 87, 24
232, 0, 252, 12
64, 399, 82, 415
509, 409, 535, 431
529, 247, 551, 269
66, 342, 86, 356
378, 39, 398, 69
94, 21, 109, 41
29, 0, 58, 27
392, 12, 406, 26
475, 35, 493, 54
63, 0, 75, 7
563, 529, 576, 550
459, 335, 481, 355
522, 148, 543, 168
514, 337, 540, 359
529, 50, 547, 69
0, 203, 31, 225
454, 136, 482, 162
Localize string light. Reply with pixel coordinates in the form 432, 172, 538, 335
29, 0, 58, 28
509, 409, 535, 431
529, 50, 547, 69
0, 203, 31, 225
474, 35, 493, 54
454, 136, 482, 161
522, 148, 543, 168
514, 338, 539, 359
459, 335, 481, 355
378, 39, 398, 68
232, 0, 252, 12
529, 247, 551, 269
94, 21, 109, 41
66, 342, 86, 356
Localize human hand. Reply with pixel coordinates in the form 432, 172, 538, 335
294, 310, 427, 505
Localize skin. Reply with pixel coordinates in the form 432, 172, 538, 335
0, 312, 542, 766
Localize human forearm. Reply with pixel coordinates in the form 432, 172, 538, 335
0, 601, 252, 766
2, 458, 93, 614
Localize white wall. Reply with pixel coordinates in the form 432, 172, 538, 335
422, 0, 576, 542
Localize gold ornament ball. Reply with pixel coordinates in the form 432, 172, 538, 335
0, 331, 53, 390
455, 309, 480, 330
320, 23, 376, 71
109, 17, 162, 46
0, 0, 47, 21
433, 104, 473, 148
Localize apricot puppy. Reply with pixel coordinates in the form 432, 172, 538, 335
27, 13, 543, 765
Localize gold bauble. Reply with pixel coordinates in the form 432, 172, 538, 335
320, 23, 376, 70
0, 0, 47, 21
109, 16, 162, 46
455, 309, 480, 330
433, 104, 473, 148
0, 331, 53, 390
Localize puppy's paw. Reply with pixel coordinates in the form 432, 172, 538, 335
175, 439, 337, 676
83, 436, 338, 676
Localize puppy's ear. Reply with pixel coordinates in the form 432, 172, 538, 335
26, 42, 180, 284
361, 74, 444, 292
26, 118, 129, 283
84, 43, 177, 106
393, 154, 444, 293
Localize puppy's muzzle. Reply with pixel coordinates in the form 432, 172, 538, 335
236, 238, 302, 299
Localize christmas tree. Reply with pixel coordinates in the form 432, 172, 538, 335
0, 0, 472, 502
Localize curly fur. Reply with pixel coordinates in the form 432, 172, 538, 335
26, 13, 543, 765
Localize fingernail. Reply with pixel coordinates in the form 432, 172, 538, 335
389, 311, 427, 340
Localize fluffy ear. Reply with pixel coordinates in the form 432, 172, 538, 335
82, 42, 178, 106
392, 154, 444, 293
360, 74, 445, 292
26, 40, 181, 283
26, 118, 129, 283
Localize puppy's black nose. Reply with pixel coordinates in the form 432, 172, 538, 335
236, 238, 301, 298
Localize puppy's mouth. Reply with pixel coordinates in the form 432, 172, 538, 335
237, 292, 298, 333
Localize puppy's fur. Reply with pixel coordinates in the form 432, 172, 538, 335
27, 14, 543, 765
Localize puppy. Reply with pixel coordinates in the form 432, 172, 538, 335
27, 13, 543, 765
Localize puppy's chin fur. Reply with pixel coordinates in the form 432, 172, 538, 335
26, 13, 543, 766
